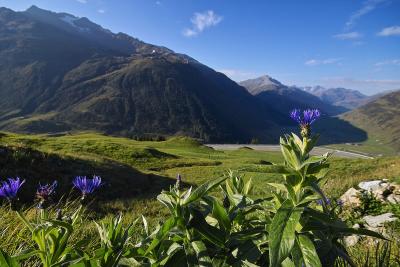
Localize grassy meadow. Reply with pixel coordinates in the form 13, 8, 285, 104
1, 131, 400, 264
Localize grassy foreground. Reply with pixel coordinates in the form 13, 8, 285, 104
0, 131, 399, 263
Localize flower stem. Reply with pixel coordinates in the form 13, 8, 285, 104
15, 210, 34, 232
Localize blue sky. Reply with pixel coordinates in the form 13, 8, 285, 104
1, 0, 399, 95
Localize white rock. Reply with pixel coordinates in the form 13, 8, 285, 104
363, 213, 397, 228
358, 180, 388, 192
387, 194, 400, 204
340, 187, 361, 206
344, 235, 360, 247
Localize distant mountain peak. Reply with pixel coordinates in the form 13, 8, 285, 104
301, 86, 368, 109
239, 75, 284, 95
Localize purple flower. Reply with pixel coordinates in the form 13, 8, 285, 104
36, 181, 57, 201
290, 109, 320, 137
316, 198, 331, 206
73, 176, 102, 196
290, 109, 321, 126
0, 177, 25, 200
337, 199, 344, 207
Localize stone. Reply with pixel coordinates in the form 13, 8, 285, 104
387, 194, 400, 204
363, 213, 397, 229
344, 235, 360, 247
340, 187, 361, 207
358, 180, 389, 192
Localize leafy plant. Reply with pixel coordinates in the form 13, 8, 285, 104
0, 108, 388, 266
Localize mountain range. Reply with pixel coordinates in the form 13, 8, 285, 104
239, 76, 347, 115
0, 5, 393, 145
0, 6, 287, 142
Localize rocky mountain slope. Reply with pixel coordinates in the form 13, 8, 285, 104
239, 75, 347, 115
0, 6, 286, 142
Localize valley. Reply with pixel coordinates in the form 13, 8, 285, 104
0, 3, 399, 266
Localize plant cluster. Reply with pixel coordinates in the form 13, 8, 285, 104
0, 109, 385, 266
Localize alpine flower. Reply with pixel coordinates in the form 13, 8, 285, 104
0, 177, 25, 200
290, 108, 321, 137
36, 181, 58, 209
73, 176, 102, 196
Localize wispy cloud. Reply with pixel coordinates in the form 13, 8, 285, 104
377, 26, 400, 36
156, 1, 162, 5
183, 10, 222, 37
305, 58, 342, 66
76, 0, 87, 3
375, 59, 400, 67
97, 9, 105, 14
345, 0, 388, 30
218, 69, 260, 82
333, 31, 363, 40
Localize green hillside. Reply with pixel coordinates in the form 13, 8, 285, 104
341, 90, 400, 153
0, 131, 399, 203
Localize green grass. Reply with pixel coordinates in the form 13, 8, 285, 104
0, 131, 400, 260
325, 135, 398, 157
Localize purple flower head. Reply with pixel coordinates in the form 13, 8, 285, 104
0, 177, 25, 200
290, 109, 320, 137
36, 181, 57, 201
316, 198, 331, 206
290, 109, 321, 126
73, 176, 102, 196
337, 199, 344, 207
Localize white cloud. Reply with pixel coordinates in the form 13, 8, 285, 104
183, 28, 197, 37
97, 9, 105, 14
156, 1, 162, 5
218, 69, 260, 82
305, 58, 342, 66
76, 0, 87, 3
377, 26, 400, 36
345, 0, 387, 30
375, 59, 400, 67
183, 10, 222, 37
333, 32, 363, 40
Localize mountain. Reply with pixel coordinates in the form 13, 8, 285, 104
0, 6, 287, 143
239, 75, 347, 115
341, 90, 400, 151
302, 86, 368, 110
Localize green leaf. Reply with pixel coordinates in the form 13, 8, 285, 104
0, 249, 20, 267
212, 199, 231, 231
191, 241, 212, 267
145, 217, 176, 255
269, 200, 303, 266
190, 209, 226, 247
296, 234, 322, 267
183, 176, 227, 205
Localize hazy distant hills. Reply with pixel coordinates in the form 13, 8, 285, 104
302, 86, 368, 110
0, 6, 288, 142
239, 75, 347, 115
341, 90, 400, 150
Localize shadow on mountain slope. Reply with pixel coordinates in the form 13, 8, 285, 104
278, 116, 368, 145
313, 117, 368, 144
